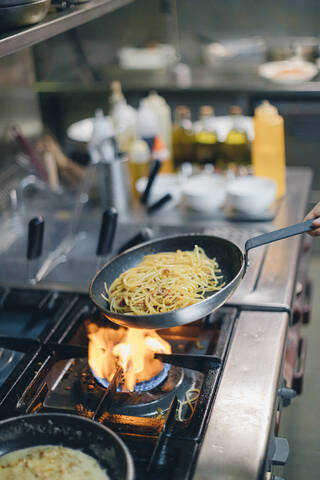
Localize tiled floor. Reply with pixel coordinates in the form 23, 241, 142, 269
279, 254, 320, 479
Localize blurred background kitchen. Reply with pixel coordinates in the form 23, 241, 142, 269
1, 0, 320, 478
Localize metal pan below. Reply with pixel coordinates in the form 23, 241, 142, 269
0, 0, 43, 7
0, 413, 134, 480
0, 0, 50, 30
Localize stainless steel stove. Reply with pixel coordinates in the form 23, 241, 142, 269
0, 167, 314, 480
0, 287, 237, 479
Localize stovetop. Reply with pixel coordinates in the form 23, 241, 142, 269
0, 286, 237, 479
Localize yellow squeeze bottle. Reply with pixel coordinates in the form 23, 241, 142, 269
252, 100, 286, 198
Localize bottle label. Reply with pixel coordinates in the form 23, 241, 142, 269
195, 132, 217, 144
226, 131, 247, 145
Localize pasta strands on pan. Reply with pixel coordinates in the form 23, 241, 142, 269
103, 246, 225, 315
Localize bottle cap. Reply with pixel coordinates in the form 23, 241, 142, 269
229, 105, 243, 116
144, 91, 166, 107
200, 105, 214, 117
175, 105, 191, 119
152, 135, 169, 161
255, 100, 279, 117
109, 80, 124, 104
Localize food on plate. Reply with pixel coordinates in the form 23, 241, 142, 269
0, 445, 109, 480
102, 246, 225, 315
274, 66, 308, 77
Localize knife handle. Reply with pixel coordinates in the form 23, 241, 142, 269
27, 216, 45, 260
96, 208, 118, 256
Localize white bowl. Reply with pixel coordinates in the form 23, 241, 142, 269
227, 176, 277, 213
182, 174, 227, 213
136, 174, 182, 209
258, 59, 318, 84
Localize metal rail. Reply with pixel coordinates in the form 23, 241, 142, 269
0, 0, 134, 59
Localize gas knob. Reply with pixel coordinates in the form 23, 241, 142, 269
271, 437, 289, 466
278, 387, 296, 407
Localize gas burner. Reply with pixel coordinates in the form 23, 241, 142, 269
79, 361, 190, 417
92, 363, 171, 393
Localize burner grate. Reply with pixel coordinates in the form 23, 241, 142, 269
0, 289, 238, 480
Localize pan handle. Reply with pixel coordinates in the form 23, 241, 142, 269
245, 218, 317, 256
245, 219, 315, 253
244, 219, 315, 273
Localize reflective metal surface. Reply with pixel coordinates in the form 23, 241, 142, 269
0, 0, 51, 30
0, 0, 135, 59
194, 310, 289, 480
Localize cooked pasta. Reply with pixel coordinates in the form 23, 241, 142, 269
103, 246, 225, 315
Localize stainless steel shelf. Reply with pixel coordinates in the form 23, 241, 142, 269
0, 0, 134, 59
34, 66, 320, 95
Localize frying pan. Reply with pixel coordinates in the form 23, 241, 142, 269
89, 219, 315, 330
0, 413, 134, 480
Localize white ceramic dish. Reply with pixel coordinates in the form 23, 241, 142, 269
67, 116, 114, 143
258, 59, 318, 84
136, 174, 182, 210
227, 176, 277, 213
181, 174, 227, 213
118, 45, 176, 70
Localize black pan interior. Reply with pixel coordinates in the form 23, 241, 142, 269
0, 413, 133, 480
91, 234, 243, 313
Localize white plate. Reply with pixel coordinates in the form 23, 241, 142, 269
258, 59, 318, 84
67, 116, 114, 143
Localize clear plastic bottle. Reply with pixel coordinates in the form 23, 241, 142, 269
142, 91, 172, 153
194, 106, 218, 165
252, 100, 286, 198
171, 106, 194, 170
109, 81, 137, 153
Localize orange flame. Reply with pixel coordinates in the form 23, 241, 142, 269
87, 323, 171, 391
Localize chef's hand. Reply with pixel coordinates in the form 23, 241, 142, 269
304, 201, 320, 236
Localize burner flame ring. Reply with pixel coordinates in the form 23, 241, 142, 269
91, 363, 171, 392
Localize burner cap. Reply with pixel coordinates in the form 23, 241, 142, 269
92, 363, 171, 392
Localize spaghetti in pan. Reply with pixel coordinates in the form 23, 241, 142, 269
102, 246, 225, 315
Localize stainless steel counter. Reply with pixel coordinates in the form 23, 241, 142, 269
194, 310, 289, 480
193, 168, 312, 479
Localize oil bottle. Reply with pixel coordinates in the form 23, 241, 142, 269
252, 100, 286, 198
128, 138, 150, 200
194, 106, 218, 166
223, 106, 251, 170
171, 106, 194, 170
